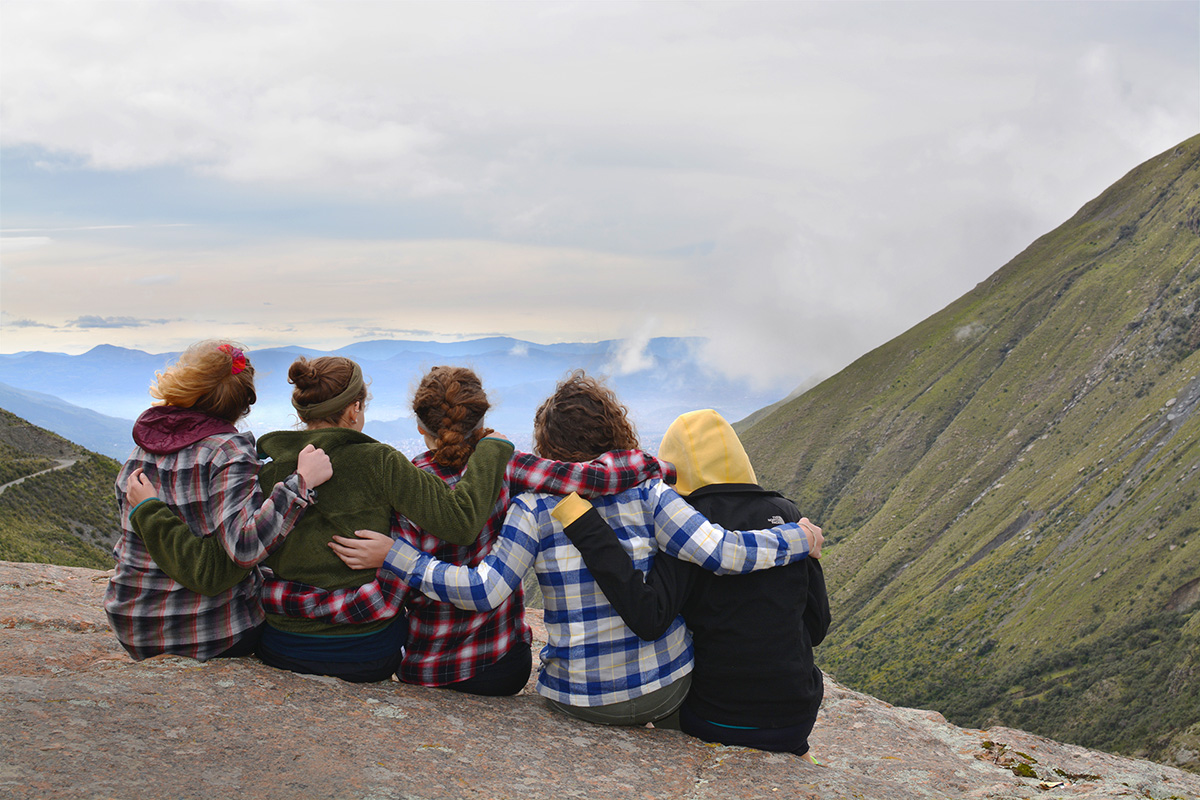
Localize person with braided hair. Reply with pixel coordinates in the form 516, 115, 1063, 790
260, 365, 674, 695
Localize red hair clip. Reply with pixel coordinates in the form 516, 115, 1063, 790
218, 344, 247, 375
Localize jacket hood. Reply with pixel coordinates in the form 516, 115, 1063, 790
132, 406, 238, 455
657, 409, 756, 496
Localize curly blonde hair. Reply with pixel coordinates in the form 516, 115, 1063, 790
533, 370, 638, 461
150, 340, 256, 423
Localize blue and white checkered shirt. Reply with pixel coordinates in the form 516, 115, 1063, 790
382, 479, 813, 708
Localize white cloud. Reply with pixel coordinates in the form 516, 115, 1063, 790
604, 321, 659, 377
1, 1, 1196, 386
0, 236, 52, 252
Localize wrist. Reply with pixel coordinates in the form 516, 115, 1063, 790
551, 492, 593, 527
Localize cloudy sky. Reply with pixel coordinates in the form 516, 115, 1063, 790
2, 0, 1197, 392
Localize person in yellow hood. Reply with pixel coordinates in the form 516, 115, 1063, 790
559, 408, 830, 762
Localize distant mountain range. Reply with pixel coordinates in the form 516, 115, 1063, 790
0, 337, 798, 456
741, 135, 1200, 768
0, 382, 133, 460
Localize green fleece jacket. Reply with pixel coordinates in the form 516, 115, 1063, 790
132, 430, 514, 637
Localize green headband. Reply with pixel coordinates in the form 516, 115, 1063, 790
293, 362, 365, 421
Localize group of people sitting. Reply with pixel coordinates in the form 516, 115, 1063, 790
106, 339, 830, 763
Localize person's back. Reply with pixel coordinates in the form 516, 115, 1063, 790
105, 340, 328, 662
680, 486, 827, 731
559, 408, 829, 758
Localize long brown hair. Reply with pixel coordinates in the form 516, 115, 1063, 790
288, 356, 369, 426
533, 370, 638, 461
151, 339, 256, 423
413, 366, 494, 469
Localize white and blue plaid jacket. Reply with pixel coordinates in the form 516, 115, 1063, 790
383, 479, 813, 708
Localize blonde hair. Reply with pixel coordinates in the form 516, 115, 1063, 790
150, 340, 256, 423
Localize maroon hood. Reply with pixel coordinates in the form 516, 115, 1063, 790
132, 406, 238, 455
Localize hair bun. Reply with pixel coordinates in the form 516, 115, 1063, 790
287, 358, 319, 388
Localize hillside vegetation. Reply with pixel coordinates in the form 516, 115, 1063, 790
741, 136, 1200, 768
0, 408, 119, 569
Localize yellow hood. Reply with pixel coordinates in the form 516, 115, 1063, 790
658, 409, 756, 496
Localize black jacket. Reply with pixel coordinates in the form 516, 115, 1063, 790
562, 483, 830, 728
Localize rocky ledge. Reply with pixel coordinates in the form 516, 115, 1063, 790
2, 560, 1197, 800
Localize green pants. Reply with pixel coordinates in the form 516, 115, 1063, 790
545, 674, 691, 727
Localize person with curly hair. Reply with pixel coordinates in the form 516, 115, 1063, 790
367, 371, 823, 725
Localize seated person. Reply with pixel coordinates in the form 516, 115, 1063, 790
261, 365, 673, 697
364, 371, 823, 726
557, 409, 830, 763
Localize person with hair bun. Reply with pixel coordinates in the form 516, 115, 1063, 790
134, 356, 516, 682
261, 365, 673, 696
347, 371, 822, 725
106, 340, 333, 662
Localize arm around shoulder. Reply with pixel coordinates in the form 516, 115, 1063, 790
383, 437, 514, 547
553, 494, 693, 640
131, 500, 251, 596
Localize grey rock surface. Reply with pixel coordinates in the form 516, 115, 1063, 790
2, 560, 1198, 800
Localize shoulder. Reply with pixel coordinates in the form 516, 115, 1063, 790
200, 430, 258, 467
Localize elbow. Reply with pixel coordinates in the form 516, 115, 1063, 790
632, 622, 672, 641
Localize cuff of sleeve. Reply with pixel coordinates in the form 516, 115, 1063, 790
130, 497, 164, 520
787, 522, 812, 560
382, 538, 424, 583
284, 473, 315, 504
551, 492, 593, 527
480, 436, 516, 453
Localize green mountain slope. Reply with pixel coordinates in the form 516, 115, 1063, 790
741, 136, 1200, 768
0, 408, 121, 569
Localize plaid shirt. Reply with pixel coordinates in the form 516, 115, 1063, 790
385, 479, 814, 707
260, 449, 672, 686
104, 431, 310, 661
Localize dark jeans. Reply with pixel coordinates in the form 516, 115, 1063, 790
256, 618, 406, 683
214, 624, 264, 659
680, 702, 816, 756
439, 642, 533, 697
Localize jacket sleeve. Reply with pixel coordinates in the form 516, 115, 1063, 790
382, 437, 514, 547
804, 558, 832, 646
647, 482, 811, 574
206, 439, 312, 568
508, 449, 670, 497
130, 499, 251, 596
381, 494, 538, 612
552, 494, 695, 641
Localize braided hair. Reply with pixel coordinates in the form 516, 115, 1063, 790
413, 366, 493, 469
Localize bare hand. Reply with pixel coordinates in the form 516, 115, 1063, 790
329, 529, 393, 571
800, 517, 824, 559
125, 468, 159, 507
296, 444, 333, 489
485, 431, 510, 443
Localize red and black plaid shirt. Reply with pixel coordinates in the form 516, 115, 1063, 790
260, 449, 672, 686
